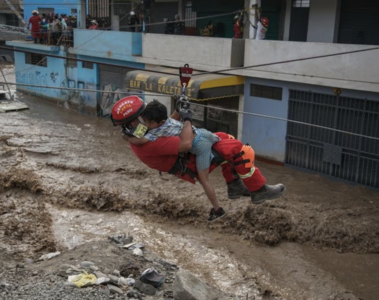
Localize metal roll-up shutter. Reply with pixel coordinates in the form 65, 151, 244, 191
99, 64, 131, 116
286, 90, 379, 189
338, 0, 379, 45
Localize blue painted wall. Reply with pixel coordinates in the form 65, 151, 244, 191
71, 30, 142, 61
243, 78, 289, 162
63, 59, 99, 113
23, 0, 82, 20
243, 77, 379, 162
11, 45, 67, 99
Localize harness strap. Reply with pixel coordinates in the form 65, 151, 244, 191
233, 150, 245, 160
210, 146, 226, 166
234, 159, 251, 166
168, 154, 197, 179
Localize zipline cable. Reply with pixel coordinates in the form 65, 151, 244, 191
2, 81, 378, 142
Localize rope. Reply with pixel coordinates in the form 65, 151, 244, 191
2, 81, 378, 142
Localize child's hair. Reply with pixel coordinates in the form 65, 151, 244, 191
142, 99, 168, 123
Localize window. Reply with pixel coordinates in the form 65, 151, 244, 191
250, 84, 282, 100
5, 14, 18, 26
292, 0, 310, 8
67, 54, 77, 68
25, 53, 47, 67
37, 8, 54, 16
82, 61, 94, 69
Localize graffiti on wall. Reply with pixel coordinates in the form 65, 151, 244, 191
16, 71, 48, 92
60, 78, 97, 113
100, 83, 128, 116
50, 72, 59, 83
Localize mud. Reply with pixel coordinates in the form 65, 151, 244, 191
0, 64, 379, 299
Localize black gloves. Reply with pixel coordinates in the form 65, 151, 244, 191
174, 95, 192, 122
180, 109, 193, 123
122, 124, 134, 137
175, 96, 190, 112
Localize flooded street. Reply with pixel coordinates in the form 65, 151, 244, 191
1, 63, 379, 300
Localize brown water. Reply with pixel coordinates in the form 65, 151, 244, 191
1, 64, 378, 300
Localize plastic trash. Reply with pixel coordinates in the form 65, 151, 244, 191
38, 251, 61, 261
133, 248, 143, 256
68, 272, 97, 287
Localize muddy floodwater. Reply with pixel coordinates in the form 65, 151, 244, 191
0, 64, 379, 300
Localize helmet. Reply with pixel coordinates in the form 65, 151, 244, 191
32, 10, 38, 15
111, 96, 146, 126
130, 11, 135, 16
261, 17, 269, 27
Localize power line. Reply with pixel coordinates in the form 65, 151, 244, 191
2, 81, 378, 142
194, 46, 379, 76
0, 45, 178, 76
2, 43, 379, 87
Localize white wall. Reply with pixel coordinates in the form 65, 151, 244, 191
244, 40, 379, 93
307, 0, 339, 43
145, 92, 172, 113
138, 34, 244, 71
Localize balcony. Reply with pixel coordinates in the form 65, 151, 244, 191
243, 40, 379, 93
137, 33, 245, 71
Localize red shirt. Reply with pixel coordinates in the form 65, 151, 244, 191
28, 15, 41, 35
129, 136, 180, 172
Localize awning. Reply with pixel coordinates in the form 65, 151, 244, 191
125, 68, 244, 101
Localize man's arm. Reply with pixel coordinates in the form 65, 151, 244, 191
127, 136, 149, 145
178, 120, 193, 153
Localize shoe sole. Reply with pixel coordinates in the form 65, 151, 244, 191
208, 212, 227, 223
251, 187, 286, 204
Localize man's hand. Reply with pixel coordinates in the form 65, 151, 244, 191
122, 125, 134, 137
180, 109, 192, 123
175, 96, 190, 112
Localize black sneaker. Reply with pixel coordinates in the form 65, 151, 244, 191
208, 207, 226, 222
227, 178, 250, 199
250, 184, 286, 204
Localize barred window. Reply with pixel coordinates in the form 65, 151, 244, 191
67, 54, 77, 68
250, 84, 282, 101
292, 0, 310, 8
82, 61, 94, 69
37, 7, 54, 16
25, 53, 47, 67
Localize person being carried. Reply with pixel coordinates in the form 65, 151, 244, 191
127, 99, 225, 221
